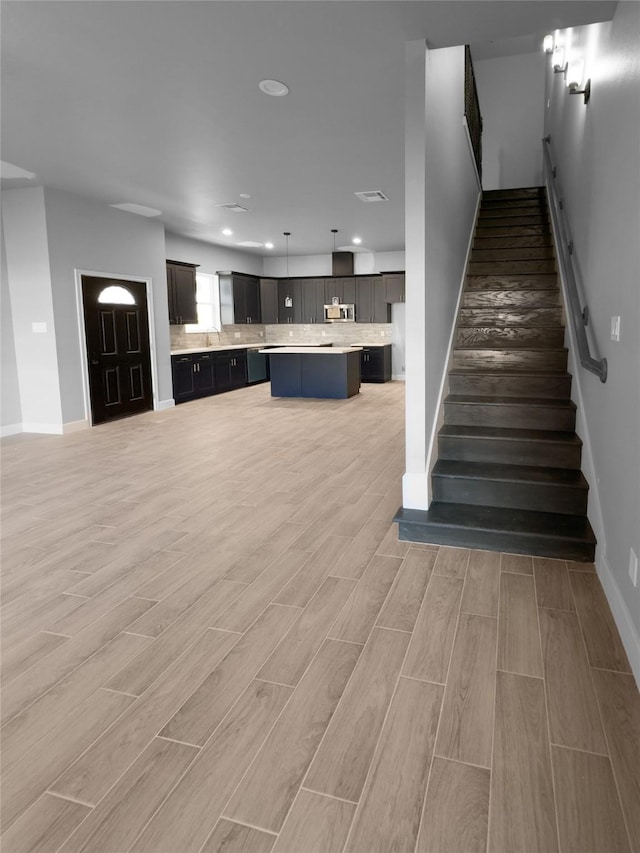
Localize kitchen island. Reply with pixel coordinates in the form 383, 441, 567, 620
261, 346, 362, 399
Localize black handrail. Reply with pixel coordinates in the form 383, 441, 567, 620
543, 135, 607, 382
464, 46, 483, 182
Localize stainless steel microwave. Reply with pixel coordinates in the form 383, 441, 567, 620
324, 303, 355, 323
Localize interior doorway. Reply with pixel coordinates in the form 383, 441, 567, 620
81, 276, 153, 425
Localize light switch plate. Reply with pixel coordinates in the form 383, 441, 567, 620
630, 548, 638, 587
610, 315, 620, 341
32, 322, 47, 333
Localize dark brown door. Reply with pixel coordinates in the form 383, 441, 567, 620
82, 276, 153, 425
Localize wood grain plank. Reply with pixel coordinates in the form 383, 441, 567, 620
257, 576, 357, 686
224, 639, 361, 833
330, 492, 384, 537
433, 546, 469, 579
435, 613, 497, 768
57, 738, 198, 853
49, 628, 238, 805
131, 680, 292, 853
375, 522, 410, 559
417, 757, 489, 853
224, 522, 308, 584
343, 677, 443, 853
497, 571, 543, 677
331, 517, 392, 579
304, 627, 410, 802
201, 820, 276, 853
501, 552, 533, 574
274, 535, 353, 607
376, 547, 435, 632
551, 746, 631, 853
273, 789, 355, 853
0, 794, 91, 853
534, 557, 575, 610
0, 631, 69, 686
461, 549, 500, 617
592, 669, 640, 850
402, 575, 463, 683
1, 688, 134, 831
488, 671, 558, 853
569, 571, 631, 672
328, 554, 401, 644
539, 607, 607, 754
160, 605, 300, 746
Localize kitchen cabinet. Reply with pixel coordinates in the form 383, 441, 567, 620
356, 277, 391, 323
214, 350, 247, 392
278, 279, 302, 324
219, 272, 261, 324
360, 344, 392, 383
166, 261, 199, 325
260, 278, 279, 325
325, 277, 356, 306
172, 351, 218, 403
383, 273, 405, 303
300, 278, 326, 324
193, 352, 216, 395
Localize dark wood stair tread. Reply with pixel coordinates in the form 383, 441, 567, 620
433, 459, 588, 488
438, 424, 582, 446
446, 394, 576, 408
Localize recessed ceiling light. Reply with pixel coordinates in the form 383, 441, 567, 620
109, 202, 162, 217
265, 242, 274, 249
221, 228, 233, 236
239, 193, 252, 199
259, 79, 289, 97
352, 237, 362, 245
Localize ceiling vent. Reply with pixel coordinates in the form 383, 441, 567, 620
354, 190, 389, 203
216, 203, 250, 213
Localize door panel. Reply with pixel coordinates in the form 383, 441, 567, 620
82, 276, 153, 425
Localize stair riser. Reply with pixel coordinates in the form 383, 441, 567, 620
458, 308, 563, 327
474, 235, 552, 250
475, 225, 550, 238
469, 260, 556, 275
449, 373, 572, 398
452, 349, 568, 371
476, 216, 550, 228
479, 208, 548, 219
463, 291, 560, 308
444, 402, 576, 431
456, 327, 565, 348
483, 188, 545, 200
471, 247, 555, 262
438, 435, 582, 468
466, 275, 558, 291
481, 199, 546, 210
432, 476, 588, 515
397, 520, 595, 562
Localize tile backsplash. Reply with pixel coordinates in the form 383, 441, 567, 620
170, 323, 393, 350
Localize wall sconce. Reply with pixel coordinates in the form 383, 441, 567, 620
567, 59, 591, 104
543, 34, 554, 54
553, 47, 567, 73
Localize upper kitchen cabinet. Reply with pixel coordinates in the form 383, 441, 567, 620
325, 277, 356, 306
278, 279, 302, 324
260, 278, 279, 325
166, 260, 199, 325
300, 278, 326, 324
356, 277, 391, 323
218, 272, 261, 324
383, 272, 405, 304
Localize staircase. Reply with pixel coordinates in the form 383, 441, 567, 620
396, 187, 596, 561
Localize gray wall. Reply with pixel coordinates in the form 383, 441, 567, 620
43, 188, 171, 422
403, 42, 480, 509
1, 229, 22, 431
544, 3, 640, 663
164, 233, 263, 277
474, 51, 546, 190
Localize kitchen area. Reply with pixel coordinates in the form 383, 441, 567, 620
168, 251, 405, 404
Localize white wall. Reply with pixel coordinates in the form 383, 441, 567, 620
0, 229, 22, 433
2, 188, 64, 433
402, 42, 481, 510
165, 233, 262, 277
262, 250, 405, 278
544, 5, 640, 673
43, 189, 171, 422
474, 51, 546, 190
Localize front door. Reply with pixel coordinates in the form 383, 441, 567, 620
82, 276, 153, 425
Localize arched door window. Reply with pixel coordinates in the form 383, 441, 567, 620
97, 285, 136, 305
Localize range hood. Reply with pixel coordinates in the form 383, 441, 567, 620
332, 251, 354, 277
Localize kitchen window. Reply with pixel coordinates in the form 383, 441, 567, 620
185, 273, 221, 333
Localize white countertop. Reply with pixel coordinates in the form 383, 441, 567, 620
171, 343, 263, 355
260, 346, 362, 355
351, 342, 392, 347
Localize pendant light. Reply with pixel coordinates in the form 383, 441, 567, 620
283, 232, 293, 309
331, 228, 338, 252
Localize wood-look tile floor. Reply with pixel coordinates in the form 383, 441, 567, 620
1, 381, 638, 853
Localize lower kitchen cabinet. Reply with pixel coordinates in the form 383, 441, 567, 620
214, 350, 247, 393
172, 354, 197, 403
171, 349, 248, 403
360, 344, 392, 383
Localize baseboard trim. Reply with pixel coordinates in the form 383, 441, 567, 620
392, 373, 406, 382
156, 398, 175, 411
63, 419, 89, 434
1, 423, 23, 438
20, 422, 64, 435
597, 554, 640, 689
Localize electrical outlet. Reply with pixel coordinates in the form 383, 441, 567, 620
380, 331, 385, 337
289, 330, 293, 337
234, 331, 241, 339
630, 548, 638, 587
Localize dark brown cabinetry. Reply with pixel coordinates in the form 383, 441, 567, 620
356, 278, 391, 323
300, 278, 326, 324
219, 272, 261, 324
325, 277, 357, 306
360, 344, 392, 383
214, 350, 247, 392
383, 273, 405, 304
260, 279, 279, 325
166, 261, 199, 325
278, 279, 302, 324
172, 349, 248, 403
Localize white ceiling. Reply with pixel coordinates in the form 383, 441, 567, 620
1, 1, 616, 257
